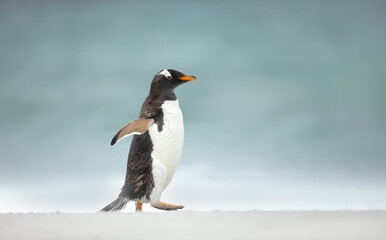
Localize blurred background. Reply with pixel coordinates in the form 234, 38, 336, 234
0, 0, 385, 212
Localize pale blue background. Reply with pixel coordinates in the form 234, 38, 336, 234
1, 0, 385, 212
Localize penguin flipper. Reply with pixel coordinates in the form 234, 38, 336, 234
111, 118, 154, 146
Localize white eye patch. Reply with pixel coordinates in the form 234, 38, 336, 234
159, 69, 172, 79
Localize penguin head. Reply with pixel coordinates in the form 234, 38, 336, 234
150, 69, 196, 94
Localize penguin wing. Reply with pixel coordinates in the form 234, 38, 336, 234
111, 118, 154, 146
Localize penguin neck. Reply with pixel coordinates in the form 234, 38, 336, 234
149, 87, 177, 101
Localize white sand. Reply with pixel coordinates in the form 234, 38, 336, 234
1, 211, 385, 240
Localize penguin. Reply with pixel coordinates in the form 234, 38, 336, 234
101, 69, 196, 212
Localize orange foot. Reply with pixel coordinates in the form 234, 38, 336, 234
151, 202, 184, 211
135, 202, 143, 212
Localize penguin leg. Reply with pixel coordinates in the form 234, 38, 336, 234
151, 202, 184, 211
135, 202, 143, 211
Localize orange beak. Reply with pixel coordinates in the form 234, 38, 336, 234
178, 75, 196, 81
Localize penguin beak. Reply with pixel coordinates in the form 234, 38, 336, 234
178, 75, 196, 81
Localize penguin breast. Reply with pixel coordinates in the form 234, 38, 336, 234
148, 100, 184, 190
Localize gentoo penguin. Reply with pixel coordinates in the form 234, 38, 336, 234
101, 69, 196, 212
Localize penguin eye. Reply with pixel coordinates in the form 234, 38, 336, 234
159, 69, 172, 80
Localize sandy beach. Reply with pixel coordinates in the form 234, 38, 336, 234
1, 211, 385, 240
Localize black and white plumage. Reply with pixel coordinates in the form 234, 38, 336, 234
101, 69, 196, 212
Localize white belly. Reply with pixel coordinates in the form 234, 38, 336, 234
148, 100, 184, 204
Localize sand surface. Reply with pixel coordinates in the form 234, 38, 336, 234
1, 211, 385, 240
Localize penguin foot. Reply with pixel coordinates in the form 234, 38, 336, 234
151, 202, 184, 211
135, 202, 143, 211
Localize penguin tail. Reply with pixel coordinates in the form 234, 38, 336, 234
100, 197, 129, 212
